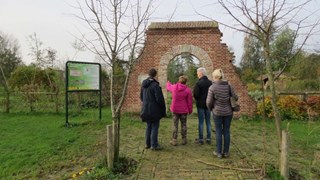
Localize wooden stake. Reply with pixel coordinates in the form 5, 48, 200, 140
280, 130, 289, 180
107, 125, 114, 168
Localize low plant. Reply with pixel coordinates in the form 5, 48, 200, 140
82, 156, 138, 180
248, 90, 263, 101
277, 95, 307, 120
256, 95, 317, 120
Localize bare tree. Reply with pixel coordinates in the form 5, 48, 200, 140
197, 0, 320, 178
28, 33, 45, 67
74, 0, 155, 163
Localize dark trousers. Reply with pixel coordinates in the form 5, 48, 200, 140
197, 107, 211, 142
213, 113, 233, 154
146, 120, 160, 148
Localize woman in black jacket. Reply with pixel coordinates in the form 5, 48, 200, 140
140, 68, 166, 150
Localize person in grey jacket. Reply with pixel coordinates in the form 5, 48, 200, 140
206, 69, 238, 158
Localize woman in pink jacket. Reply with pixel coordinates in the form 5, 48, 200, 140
166, 75, 193, 146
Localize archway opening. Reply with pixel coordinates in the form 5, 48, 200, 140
166, 53, 200, 116
167, 53, 200, 88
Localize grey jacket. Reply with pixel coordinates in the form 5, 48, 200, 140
206, 80, 238, 116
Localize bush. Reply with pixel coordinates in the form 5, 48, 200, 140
257, 96, 273, 118
247, 83, 262, 92
306, 96, 320, 118
277, 95, 307, 120
248, 90, 263, 101
257, 95, 314, 120
286, 80, 320, 91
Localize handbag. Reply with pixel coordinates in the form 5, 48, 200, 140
229, 85, 240, 112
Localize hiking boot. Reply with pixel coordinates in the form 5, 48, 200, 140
170, 139, 177, 146
181, 138, 187, 145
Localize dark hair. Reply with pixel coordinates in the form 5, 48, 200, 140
148, 68, 157, 78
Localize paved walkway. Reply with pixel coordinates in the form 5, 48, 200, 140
131, 117, 261, 180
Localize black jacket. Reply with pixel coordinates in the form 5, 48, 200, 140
193, 76, 212, 108
140, 78, 166, 122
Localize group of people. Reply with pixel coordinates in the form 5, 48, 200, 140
140, 67, 238, 158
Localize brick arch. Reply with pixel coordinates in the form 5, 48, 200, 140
123, 21, 256, 117
158, 44, 213, 89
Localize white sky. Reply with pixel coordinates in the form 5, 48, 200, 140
1, 0, 319, 66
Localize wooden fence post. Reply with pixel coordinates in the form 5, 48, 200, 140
280, 130, 289, 180
107, 125, 114, 168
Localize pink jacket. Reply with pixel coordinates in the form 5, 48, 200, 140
166, 81, 193, 114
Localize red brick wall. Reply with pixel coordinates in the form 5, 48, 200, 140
123, 22, 256, 117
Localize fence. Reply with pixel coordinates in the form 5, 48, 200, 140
0, 91, 102, 113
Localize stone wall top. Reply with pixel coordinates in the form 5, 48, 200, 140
148, 21, 218, 30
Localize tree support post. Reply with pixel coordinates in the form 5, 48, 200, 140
280, 130, 289, 180
107, 125, 114, 168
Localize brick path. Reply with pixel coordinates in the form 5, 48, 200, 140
131, 117, 261, 180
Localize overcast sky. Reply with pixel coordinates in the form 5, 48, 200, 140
1, 0, 319, 66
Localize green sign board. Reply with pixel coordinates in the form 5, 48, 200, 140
67, 62, 100, 91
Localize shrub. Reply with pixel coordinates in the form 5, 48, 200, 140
286, 80, 320, 91
247, 82, 262, 92
277, 95, 307, 120
248, 90, 263, 101
306, 96, 320, 119
257, 95, 312, 120
257, 96, 274, 118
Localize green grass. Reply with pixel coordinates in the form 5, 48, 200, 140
0, 109, 319, 179
0, 109, 112, 179
232, 118, 320, 179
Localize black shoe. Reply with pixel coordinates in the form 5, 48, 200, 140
151, 145, 163, 151
145, 146, 151, 149
206, 139, 211, 145
195, 138, 204, 145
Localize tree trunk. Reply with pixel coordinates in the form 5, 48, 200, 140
77, 93, 81, 113
264, 41, 283, 170
4, 90, 10, 113
260, 71, 267, 176
280, 130, 289, 180
28, 92, 34, 112
55, 91, 59, 113
265, 54, 282, 143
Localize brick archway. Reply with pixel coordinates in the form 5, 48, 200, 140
157, 44, 213, 92
123, 21, 256, 116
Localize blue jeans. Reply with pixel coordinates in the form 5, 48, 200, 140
146, 120, 160, 148
213, 113, 233, 154
197, 108, 211, 142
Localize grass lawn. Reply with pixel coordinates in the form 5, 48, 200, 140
0, 110, 319, 179
231, 118, 320, 179
0, 109, 112, 179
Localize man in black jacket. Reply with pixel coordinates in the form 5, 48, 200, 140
140, 68, 166, 150
193, 67, 212, 145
